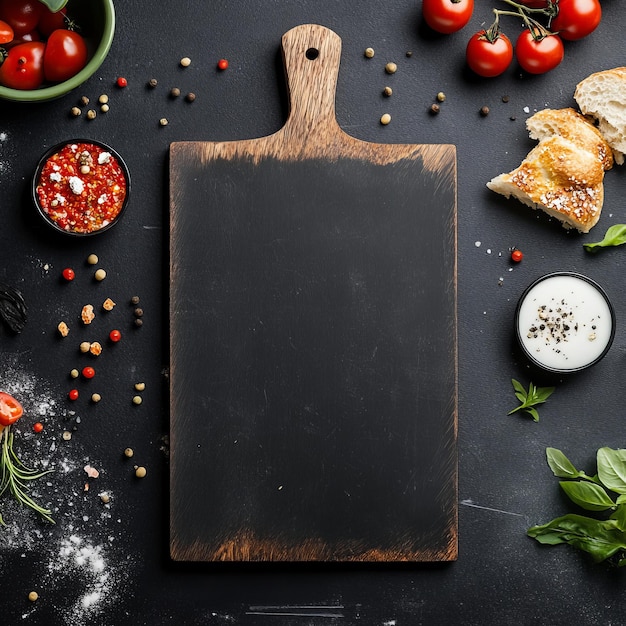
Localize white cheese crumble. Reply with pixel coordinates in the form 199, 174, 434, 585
49, 172, 62, 182
97, 194, 108, 205
98, 152, 112, 165
68, 176, 84, 195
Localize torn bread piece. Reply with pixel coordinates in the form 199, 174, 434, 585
574, 67, 626, 165
526, 107, 613, 171
487, 135, 605, 233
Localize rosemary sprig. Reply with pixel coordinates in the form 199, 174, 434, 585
0, 426, 54, 524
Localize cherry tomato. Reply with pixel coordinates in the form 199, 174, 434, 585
517, 0, 548, 6
33, 421, 44, 433
515, 29, 564, 75
466, 30, 513, 78
37, 6, 67, 38
43, 29, 88, 83
0, 18, 13, 44
551, 0, 601, 41
0, 0, 41, 37
422, 0, 474, 35
0, 391, 24, 427
2, 28, 40, 50
0, 41, 45, 90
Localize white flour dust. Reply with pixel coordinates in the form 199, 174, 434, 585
0, 355, 133, 624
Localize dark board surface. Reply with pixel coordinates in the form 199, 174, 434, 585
169, 25, 457, 562
1, 0, 626, 624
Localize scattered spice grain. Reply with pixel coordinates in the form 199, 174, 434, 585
109, 329, 121, 342
82, 366, 95, 379
70, 368, 79, 378
130, 296, 140, 305
91, 393, 101, 403
80, 95, 89, 106
86, 109, 97, 120
94, 269, 107, 282
57, 321, 69, 337
502, 95, 510, 103
385, 62, 397, 74
33, 422, 44, 433
480, 106, 490, 117
180, 57, 191, 67
62, 267, 75, 281
116, 76, 128, 88
159, 118, 168, 127
102, 298, 115, 311
380, 113, 391, 125
134, 382, 145, 392
135, 466, 147, 478
134, 319, 143, 328
383, 86, 392, 97
70, 106, 81, 117
148, 78, 158, 88
217, 58, 229, 70
437, 91, 446, 102
124, 447, 134, 458
79, 342, 90, 354
169, 87, 181, 98
68, 389, 79, 401
81, 305, 95, 324
134, 308, 143, 318
185, 92, 196, 102
62, 430, 72, 441
406, 51, 413, 57
98, 94, 109, 104
364, 47, 375, 58
89, 341, 102, 356
132, 395, 142, 405
100, 104, 109, 113
28, 591, 39, 602
430, 103, 440, 115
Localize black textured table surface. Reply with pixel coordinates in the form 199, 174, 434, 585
1, 1, 625, 624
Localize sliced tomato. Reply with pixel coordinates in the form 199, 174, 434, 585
0, 391, 24, 427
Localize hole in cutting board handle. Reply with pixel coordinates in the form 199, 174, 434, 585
305, 47, 319, 60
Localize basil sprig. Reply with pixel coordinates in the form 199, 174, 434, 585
508, 379, 555, 422
37, 0, 68, 11
583, 224, 626, 252
528, 447, 626, 566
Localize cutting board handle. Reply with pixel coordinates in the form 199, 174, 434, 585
281, 24, 343, 140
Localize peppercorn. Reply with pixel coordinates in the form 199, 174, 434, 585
62, 267, 75, 281
100, 104, 110, 113
68, 389, 79, 401
91, 393, 102, 403
80, 95, 89, 106
383, 86, 392, 97
405, 51, 413, 58
170, 87, 181, 98
511, 249, 524, 263
430, 103, 440, 115
70, 368, 79, 378
135, 382, 145, 392
480, 106, 490, 117
86, 109, 97, 120
134, 318, 144, 327
124, 447, 134, 458
134, 307, 144, 318
70, 106, 81, 117
28, 592, 38, 602
217, 58, 229, 70
100, 492, 110, 504
116, 76, 128, 88
135, 466, 147, 478
380, 113, 391, 125
109, 329, 122, 342
87, 254, 98, 265
185, 92, 196, 103
159, 118, 168, 126
132, 395, 142, 405
502, 95, 510, 103
385, 62, 397, 74
437, 92, 446, 102
63, 430, 72, 441
82, 366, 95, 379
33, 422, 44, 433
180, 57, 191, 67
148, 78, 158, 88
130, 296, 140, 305
79, 342, 90, 354
364, 47, 375, 58
98, 94, 109, 104
94, 268, 107, 281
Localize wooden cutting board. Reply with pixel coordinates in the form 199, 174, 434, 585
169, 24, 457, 562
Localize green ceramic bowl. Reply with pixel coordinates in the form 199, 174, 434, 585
0, 0, 115, 103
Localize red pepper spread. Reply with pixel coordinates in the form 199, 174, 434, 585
36, 142, 127, 234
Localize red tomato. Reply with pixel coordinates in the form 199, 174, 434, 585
38, 6, 67, 38
551, 0, 601, 41
0, 40, 45, 89
0, 391, 24, 427
43, 29, 88, 83
0, 18, 13, 44
515, 29, 564, 74
422, 0, 474, 34
517, 0, 548, 6
2, 28, 39, 50
0, 0, 41, 37
466, 30, 513, 78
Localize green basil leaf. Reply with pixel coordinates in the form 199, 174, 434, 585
546, 448, 579, 478
584, 224, 626, 252
610, 505, 626, 531
617, 495, 626, 506
528, 514, 626, 562
560, 480, 615, 511
36, 0, 68, 11
527, 407, 540, 422
597, 447, 626, 495
532, 386, 555, 404
512, 379, 526, 396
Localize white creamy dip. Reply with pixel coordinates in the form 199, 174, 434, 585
516, 273, 614, 372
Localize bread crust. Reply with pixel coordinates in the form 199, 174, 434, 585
574, 68, 626, 165
487, 135, 604, 233
526, 108, 613, 171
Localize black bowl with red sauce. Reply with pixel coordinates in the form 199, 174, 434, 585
32, 139, 131, 236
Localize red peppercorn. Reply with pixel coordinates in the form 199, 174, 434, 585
217, 58, 229, 70
33, 422, 44, 433
109, 329, 122, 342
82, 366, 96, 379
62, 268, 75, 281
68, 389, 79, 401
511, 249, 524, 263
116, 76, 127, 88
